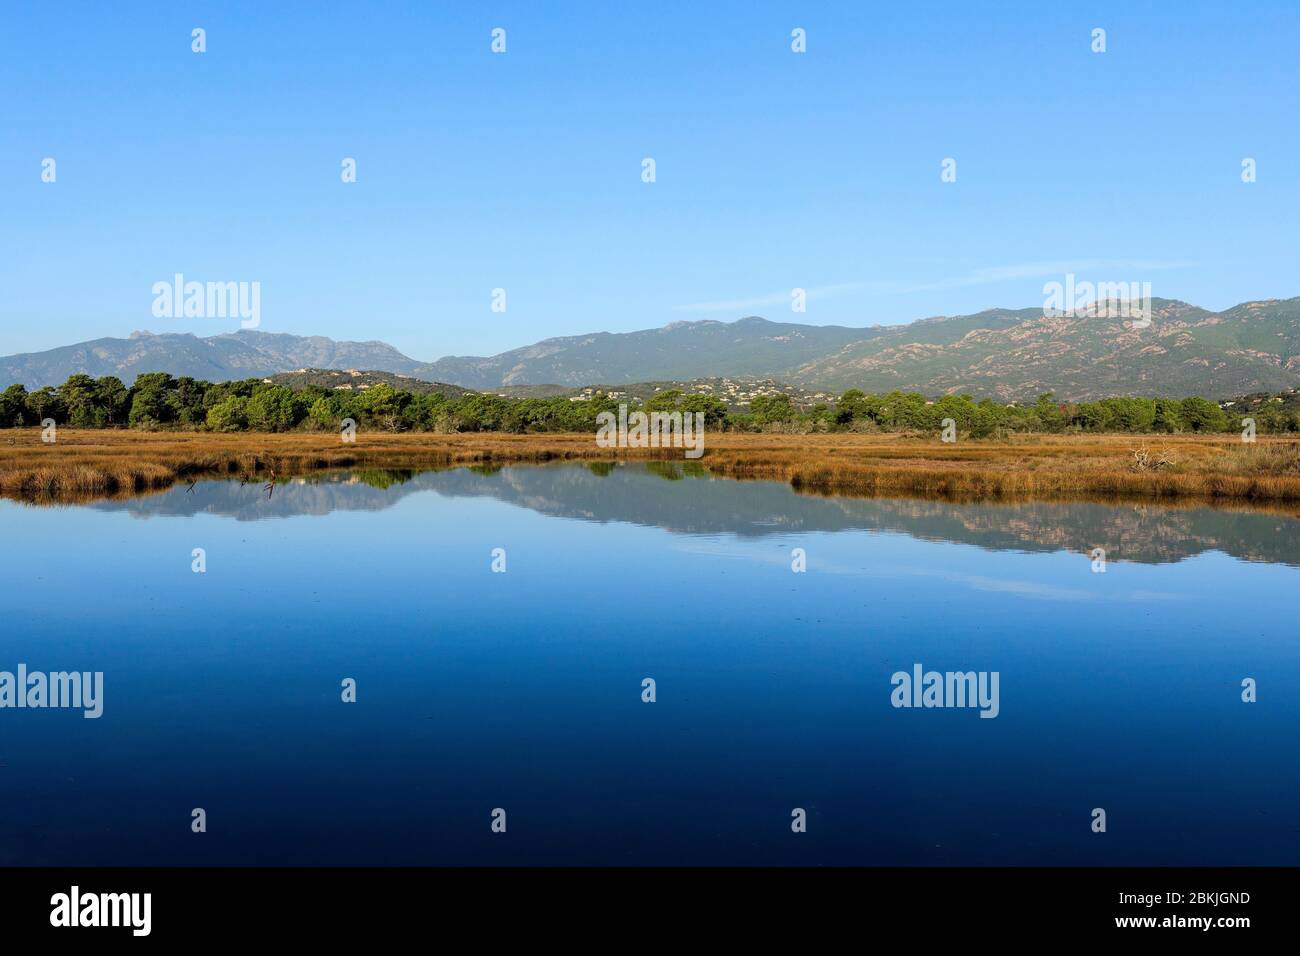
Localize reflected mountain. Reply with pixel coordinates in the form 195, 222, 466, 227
83, 461, 1300, 567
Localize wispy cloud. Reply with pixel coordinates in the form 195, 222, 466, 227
674, 282, 870, 314
673, 540, 1188, 603
673, 259, 1196, 314
916, 259, 1196, 293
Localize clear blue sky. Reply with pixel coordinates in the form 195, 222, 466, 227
2, 0, 1297, 360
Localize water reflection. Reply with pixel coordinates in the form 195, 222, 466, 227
83, 461, 1300, 567
3, 460, 1297, 866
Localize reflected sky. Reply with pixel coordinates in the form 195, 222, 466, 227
1, 463, 1297, 865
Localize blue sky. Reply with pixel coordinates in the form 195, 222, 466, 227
2, 1, 1297, 360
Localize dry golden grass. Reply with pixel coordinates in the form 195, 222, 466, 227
0, 429, 691, 501
702, 433, 1300, 502
2, 428, 1299, 506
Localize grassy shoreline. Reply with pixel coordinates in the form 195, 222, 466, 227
3, 428, 1300, 507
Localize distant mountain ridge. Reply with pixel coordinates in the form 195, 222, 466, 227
0, 329, 428, 390
4, 297, 1300, 401
417, 316, 884, 389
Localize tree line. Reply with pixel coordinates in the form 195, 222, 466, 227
0, 373, 1293, 436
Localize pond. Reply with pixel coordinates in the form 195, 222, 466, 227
1, 462, 1296, 865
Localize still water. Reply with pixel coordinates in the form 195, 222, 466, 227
2, 462, 1297, 865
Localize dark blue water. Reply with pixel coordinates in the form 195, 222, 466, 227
2, 463, 1297, 865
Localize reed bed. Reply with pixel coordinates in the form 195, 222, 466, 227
2, 428, 1299, 506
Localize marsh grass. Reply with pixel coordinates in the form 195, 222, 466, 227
0, 430, 672, 502
3, 429, 1300, 507
1212, 442, 1300, 476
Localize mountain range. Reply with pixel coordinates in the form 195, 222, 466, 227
4, 296, 1300, 401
